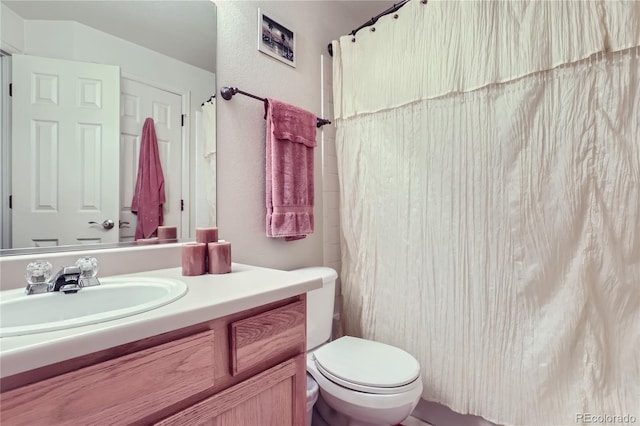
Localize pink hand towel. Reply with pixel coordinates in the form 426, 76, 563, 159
265, 98, 317, 240
131, 117, 166, 240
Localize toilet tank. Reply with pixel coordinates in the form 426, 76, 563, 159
292, 267, 338, 351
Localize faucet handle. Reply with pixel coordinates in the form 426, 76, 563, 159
24, 260, 53, 294
76, 256, 100, 287
76, 256, 98, 277
25, 260, 53, 283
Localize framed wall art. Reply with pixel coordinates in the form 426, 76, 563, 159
258, 9, 296, 68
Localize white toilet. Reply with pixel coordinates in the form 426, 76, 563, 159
294, 267, 423, 426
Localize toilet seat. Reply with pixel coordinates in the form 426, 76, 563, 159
314, 358, 422, 395
312, 336, 421, 395
306, 353, 424, 417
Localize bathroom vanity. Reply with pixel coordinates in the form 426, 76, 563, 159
0, 264, 321, 425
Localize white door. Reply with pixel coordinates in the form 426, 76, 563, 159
11, 54, 120, 248
119, 78, 182, 242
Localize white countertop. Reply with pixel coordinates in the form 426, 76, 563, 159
0, 263, 322, 378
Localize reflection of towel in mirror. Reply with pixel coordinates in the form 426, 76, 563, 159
132, 117, 165, 240
264, 98, 317, 241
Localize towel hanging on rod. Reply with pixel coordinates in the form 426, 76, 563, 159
220, 86, 332, 128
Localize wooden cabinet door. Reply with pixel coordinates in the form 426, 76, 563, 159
0, 330, 215, 426
157, 355, 306, 426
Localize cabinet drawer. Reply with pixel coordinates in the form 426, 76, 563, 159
230, 300, 305, 375
0, 330, 215, 426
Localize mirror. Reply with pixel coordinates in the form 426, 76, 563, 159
0, 0, 217, 254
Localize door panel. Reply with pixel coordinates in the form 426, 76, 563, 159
11, 54, 120, 247
156, 356, 306, 426
120, 78, 182, 242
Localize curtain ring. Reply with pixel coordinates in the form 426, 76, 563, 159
393, 14, 399, 19
421, 0, 427, 4
371, 27, 376, 32
352, 37, 356, 43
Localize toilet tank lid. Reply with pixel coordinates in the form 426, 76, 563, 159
291, 267, 337, 285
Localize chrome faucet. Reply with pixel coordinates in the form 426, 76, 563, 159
25, 257, 101, 295
50, 265, 82, 293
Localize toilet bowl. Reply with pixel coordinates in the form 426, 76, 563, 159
293, 267, 423, 426
307, 336, 423, 426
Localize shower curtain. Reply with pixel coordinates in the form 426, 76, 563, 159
332, 2, 640, 425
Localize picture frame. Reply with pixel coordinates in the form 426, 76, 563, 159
257, 8, 296, 68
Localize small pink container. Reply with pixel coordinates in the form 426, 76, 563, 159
208, 241, 231, 274
196, 227, 218, 244
182, 243, 207, 276
157, 226, 177, 241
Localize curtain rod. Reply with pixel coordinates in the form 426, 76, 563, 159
220, 86, 332, 128
327, 0, 419, 56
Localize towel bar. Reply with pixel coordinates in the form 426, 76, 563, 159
220, 86, 332, 128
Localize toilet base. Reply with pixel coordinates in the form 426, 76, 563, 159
312, 391, 413, 426
312, 393, 348, 426
307, 351, 422, 426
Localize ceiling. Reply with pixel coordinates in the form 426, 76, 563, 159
3, 0, 217, 72
3, 0, 399, 72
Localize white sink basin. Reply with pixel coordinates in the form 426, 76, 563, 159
0, 277, 188, 337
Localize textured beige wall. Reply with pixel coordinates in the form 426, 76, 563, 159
216, 1, 356, 270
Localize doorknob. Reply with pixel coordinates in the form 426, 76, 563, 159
88, 219, 115, 230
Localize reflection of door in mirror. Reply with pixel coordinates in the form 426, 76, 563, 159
120, 78, 183, 243
12, 54, 120, 247
0, 0, 217, 251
